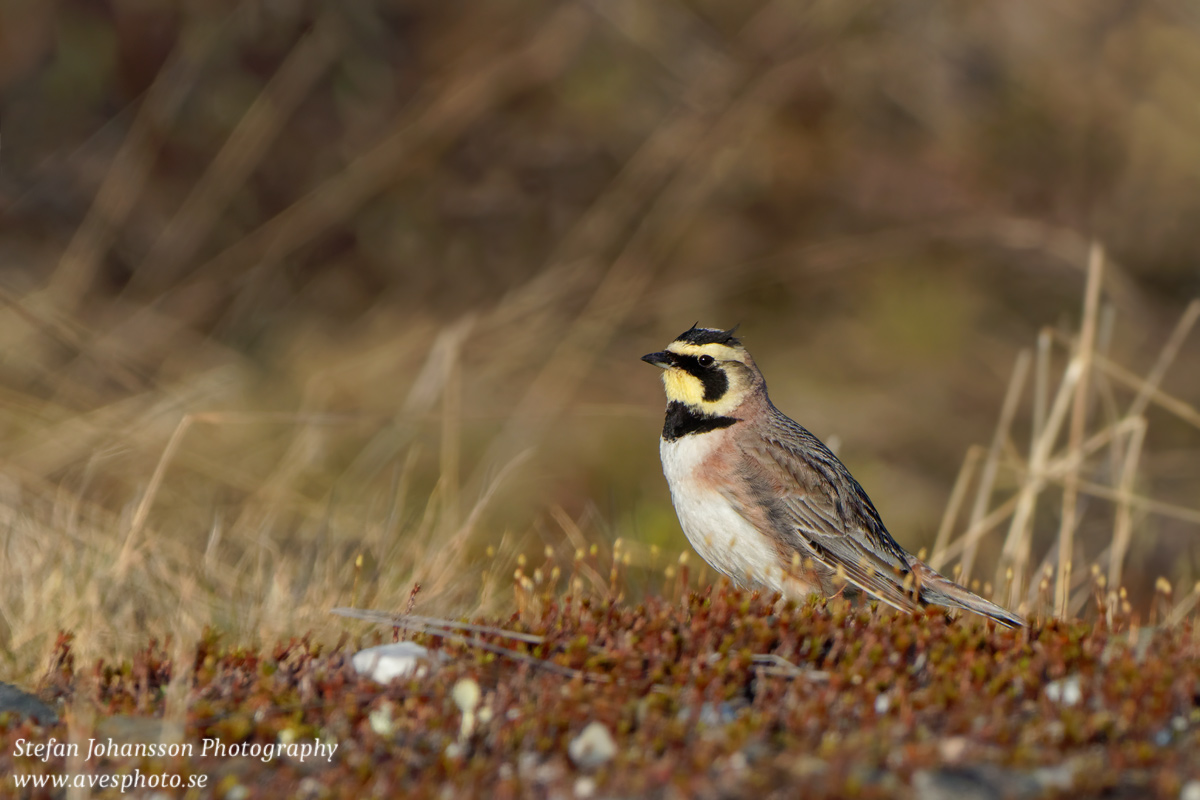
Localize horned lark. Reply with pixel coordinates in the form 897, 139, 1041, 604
642, 325, 1024, 628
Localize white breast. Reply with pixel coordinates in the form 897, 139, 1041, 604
659, 433, 791, 594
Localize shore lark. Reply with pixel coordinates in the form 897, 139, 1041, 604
642, 324, 1024, 628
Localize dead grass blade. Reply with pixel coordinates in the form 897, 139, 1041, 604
409, 449, 533, 604
1031, 329, 1052, 453
331, 608, 547, 645
997, 342, 1080, 609
1165, 582, 1200, 627
331, 608, 606, 682
47, 13, 228, 311
191, 7, 591, 288
931, 445, 983, 568
1127, 299, 1200, 420
1089, 354, 1200, 431
931, 492, 1021, 572
1107, 419, 1146, 592
1056, 245, 1104, 616
117, 410, 390, 576
961, 350, 1030, 582
135, 11, 347, 291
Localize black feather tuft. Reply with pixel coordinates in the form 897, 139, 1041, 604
674, 324, 742, 347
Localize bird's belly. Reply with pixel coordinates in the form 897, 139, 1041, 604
660, 435, 806, 596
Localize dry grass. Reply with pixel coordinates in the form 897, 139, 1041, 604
3, 252, 1198, 685
928, 254, 1200, 624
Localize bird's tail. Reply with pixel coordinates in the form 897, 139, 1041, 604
912, 561, 1025, 629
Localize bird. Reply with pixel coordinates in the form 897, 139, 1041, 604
642, 324, 1024, 628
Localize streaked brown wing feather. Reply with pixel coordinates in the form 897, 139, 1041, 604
730, 407, 924, 611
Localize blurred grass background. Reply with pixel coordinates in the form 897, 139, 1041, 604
2, 0, 1200, 678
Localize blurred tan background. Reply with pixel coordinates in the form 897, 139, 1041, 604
2, 1, 1200, 668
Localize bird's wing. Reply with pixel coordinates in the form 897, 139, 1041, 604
725, 410, 923, 612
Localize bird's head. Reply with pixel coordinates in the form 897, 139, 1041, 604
641, 324, 762, 416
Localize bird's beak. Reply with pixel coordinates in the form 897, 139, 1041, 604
641, 351, 674, 369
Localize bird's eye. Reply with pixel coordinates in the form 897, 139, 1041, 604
698, 355, 714, 367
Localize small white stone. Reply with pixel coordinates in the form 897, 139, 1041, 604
1181, 780, 1200, 800
368, 701, 398, 736
568, 721, 617, 770
574, 776, 597, 798
352, 643, 435, 683
874, 693, 890, 715
1044, 675, 1082, 706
